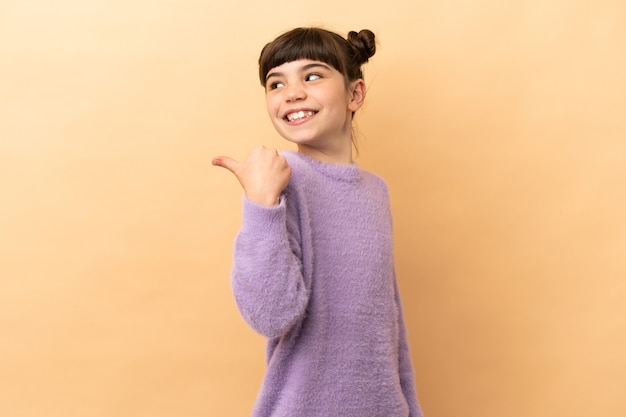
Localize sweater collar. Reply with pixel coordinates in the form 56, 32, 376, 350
285, 151, 361, 183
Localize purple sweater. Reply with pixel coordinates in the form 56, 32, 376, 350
232, 151, 423, 417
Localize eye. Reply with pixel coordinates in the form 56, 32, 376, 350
306, 73, 322, 82
267, 81, 284, 91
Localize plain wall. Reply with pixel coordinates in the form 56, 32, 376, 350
1, 1, 625, 416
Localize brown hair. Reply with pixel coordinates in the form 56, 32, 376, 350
258, 27, 376, 88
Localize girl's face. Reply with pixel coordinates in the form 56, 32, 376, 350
264, 59, 364, 158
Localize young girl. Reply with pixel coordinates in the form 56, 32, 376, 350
213, 27, 424, 417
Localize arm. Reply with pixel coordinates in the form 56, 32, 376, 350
213, 147, 307, 337
231, 195, 309, 338
395, 277, 425, 417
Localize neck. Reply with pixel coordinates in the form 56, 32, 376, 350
297, 141, 353, 165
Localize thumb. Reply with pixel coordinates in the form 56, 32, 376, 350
212, 156, 240, 175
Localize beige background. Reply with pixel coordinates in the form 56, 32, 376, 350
1, 1, 625, 416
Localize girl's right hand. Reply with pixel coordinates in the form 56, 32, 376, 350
212, 146, 291, 207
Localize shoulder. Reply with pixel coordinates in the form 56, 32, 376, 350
280, 151, 317, 190
360, 168, 391, 198
281, 150, 310, 175
361, 168, 388, 188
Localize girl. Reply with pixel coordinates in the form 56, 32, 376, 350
213, 27, 424, 417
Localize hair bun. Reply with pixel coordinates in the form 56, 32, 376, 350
347, 29, 376, 65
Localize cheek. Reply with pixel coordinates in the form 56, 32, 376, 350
265, 98, 283, 129
266, 96, 280, 116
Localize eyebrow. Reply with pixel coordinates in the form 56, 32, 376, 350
265, 62, 332, 81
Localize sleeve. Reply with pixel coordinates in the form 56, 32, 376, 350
231, 195, 309, 339
395, 277, 425, 417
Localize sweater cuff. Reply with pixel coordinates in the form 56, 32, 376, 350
240, 195, 287, 238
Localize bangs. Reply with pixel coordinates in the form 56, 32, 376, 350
259, 28, 345, 86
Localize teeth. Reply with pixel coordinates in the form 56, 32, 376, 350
287, 111, 314, 122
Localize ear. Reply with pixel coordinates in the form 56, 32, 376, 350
347, 79, 366, 112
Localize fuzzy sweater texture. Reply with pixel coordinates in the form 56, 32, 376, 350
232, 151, 423, 417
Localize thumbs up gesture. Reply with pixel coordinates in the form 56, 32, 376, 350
212, 146, 291, 207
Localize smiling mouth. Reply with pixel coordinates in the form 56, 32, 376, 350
285, 110, 316, 122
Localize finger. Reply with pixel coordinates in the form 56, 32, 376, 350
212, 156, 240, 174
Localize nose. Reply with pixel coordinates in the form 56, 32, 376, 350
285, 82, 306, 102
